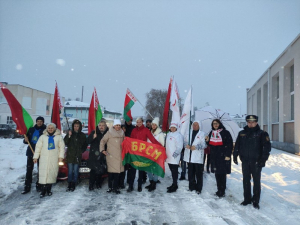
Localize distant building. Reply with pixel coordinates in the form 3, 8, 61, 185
247, 34, 300, 155
0, 83, 65, 125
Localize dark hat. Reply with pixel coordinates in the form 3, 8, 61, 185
246, 115, 258, 122
36, 116, 44, 123
146, 119, 152, 123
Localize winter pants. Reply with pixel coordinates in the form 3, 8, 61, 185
168, 164, 179, 185
188, 163, 204, 192
89, 169, 103, 187
25, 156, 39, 186
242, 162, 262, 203
215, 173, 226, 194
127, 165, 144, 188
203, 154, 211, 172
180, 153, 187, 177
147, 172, 158, 182
68, 163, 79, 183
108, 173, 120, 190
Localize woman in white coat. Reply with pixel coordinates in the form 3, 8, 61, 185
145, 117, 165, 192
165, 122, 183, 193
33, 123, 65, 198
184, 121, 207, 194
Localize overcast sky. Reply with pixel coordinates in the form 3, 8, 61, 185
0, 0, 299, 117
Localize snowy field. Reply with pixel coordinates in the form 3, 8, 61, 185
0, 138, 299, 225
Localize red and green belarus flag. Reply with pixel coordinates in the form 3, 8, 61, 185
51, 81, 63, 130
123, 88, 137, 122
0, 83, 33, 135
88, 88, 103, 134
122, 137, 167, 178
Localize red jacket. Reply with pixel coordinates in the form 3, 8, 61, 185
131, 125, 162, 146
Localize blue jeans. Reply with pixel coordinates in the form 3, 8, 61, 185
68, 163, 79, 183
147, 172, 158, 182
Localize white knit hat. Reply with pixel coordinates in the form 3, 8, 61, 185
169, 122, 178, 129
151, 117, 160, 126
113, 119, 121, 126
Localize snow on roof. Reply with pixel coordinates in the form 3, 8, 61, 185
64, 101, 90, 108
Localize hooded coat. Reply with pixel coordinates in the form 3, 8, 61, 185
207, 125, 233, 174
24, 124, 47, 156
166, 130, 184, 164
183, 121, 206, 164
87, 126, 108, 171
33, 129, 65, 184
100, 127, 125, 173
64, 120, 88, 164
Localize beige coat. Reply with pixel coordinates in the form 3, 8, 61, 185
33, 129, 65, 184
100, 127, 124, 173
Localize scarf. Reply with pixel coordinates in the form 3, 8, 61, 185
31, 128, 41, 144
48, 132, 55, 150
209, 129, 223, 146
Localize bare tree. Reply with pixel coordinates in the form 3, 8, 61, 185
145, 89, 168, 125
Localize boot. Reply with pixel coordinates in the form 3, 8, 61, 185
46, 184, 52, 196
66, 182, 72, 192
240, 200, 252, 206
138, 186, 142, 192
167, 184, 178, 193
179, 176, 186, 180
107, 188, 113, 193
113, 189, 121, 194
21, 185, 31, 194
36, 183, 41, 192
148, 182, 156, 192
40, 185, 46, 198
145, 180, 153, 189
167, 184, 174, 190
70, 182, 75, 192
127, 186, 133, 192
253, 202, 260, 209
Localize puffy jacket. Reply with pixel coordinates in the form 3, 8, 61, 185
233, 125, 271, 167
183, 129, 206, 164
24, 124, 46, 156
130, 125, 162, 146
148, 127, 165, 146
166, 131, 184, 164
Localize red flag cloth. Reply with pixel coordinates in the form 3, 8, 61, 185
51, 82, 63, 130
122, 137, 167, 177
88, 90, 96, 134
162, 77, 173, 132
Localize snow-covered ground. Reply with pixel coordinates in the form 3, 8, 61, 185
0, 138, 299, 225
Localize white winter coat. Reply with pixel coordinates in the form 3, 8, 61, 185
148, 127, 165, 146
33, 129, 65, 184
166, 131, 184, 164
183, 128, 206, 164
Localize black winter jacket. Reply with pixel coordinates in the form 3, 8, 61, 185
24, 124, 47, 157
87, 126, 108, 171
207, 129, 233, 174
125, 123, 135, 137
233, 125, 271, 167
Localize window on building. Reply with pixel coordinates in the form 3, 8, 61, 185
290, 65, 294, 92
291, 94, 294, 120
22, 97, 32, 109
277, 100, 279, 122
290, 65, 294, 121
7, 116, 13, 125
276, 76, 279, 99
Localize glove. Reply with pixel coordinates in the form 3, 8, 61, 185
233, 156, 238, 165
172, 152, 179, 158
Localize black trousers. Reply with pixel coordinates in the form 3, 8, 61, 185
89, 169, 103, 187
188, 163, 204, 192
215, 173, 226, 193
127, 165, 144, 188
203, 154, 211, 172
242, 162, 262, 203
108, 173, 120, 190
168, 164, 179, 185
25, 156, 39, 186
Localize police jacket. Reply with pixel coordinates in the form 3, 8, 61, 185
233, 125, 271, 167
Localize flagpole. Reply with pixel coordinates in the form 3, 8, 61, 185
128, 88, 154, 119
24, 134, 35, 155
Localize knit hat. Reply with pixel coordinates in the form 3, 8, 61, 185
36, 116, 45, 123
169, 122, 178, 129
151, 117, 160, 126
113, 119, 121, 126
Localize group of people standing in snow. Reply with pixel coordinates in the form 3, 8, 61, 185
21, 114, 271, 209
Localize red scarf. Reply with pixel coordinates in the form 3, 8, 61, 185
209, 129, 223, 146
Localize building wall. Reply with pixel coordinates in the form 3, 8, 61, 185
247, 34, 300, 155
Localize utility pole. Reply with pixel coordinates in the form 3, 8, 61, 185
81, 86, 84, 102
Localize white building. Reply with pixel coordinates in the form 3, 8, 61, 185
247, 34, 300, 155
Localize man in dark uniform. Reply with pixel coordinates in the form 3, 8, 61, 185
233, 115, 271, 209
22, 116, 46, 194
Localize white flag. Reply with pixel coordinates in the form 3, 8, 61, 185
170, 78, 181, 124
179, 86, 193, 136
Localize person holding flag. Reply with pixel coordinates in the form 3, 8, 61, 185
22, 116, 46, 194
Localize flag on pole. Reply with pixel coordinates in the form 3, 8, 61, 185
123, 88, 137, 122
0, 83, 33, 135
51, 81, 63, 130
179, 86, 193, 136
162, 77, 173, 132
170, 77, 181, 124
88, 87, 103, 134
